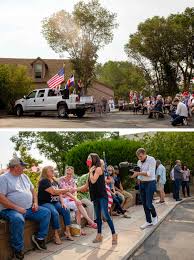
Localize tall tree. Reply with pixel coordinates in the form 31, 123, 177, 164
96, 61, 148, 98
42, 0, 118, 94
11, 131, 119, 175
125, 7, 194, 95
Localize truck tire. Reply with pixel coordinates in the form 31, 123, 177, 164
58, 104, 68, 118
15, 105, 23, 117
76, 109, 85, 118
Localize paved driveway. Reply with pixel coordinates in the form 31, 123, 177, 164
130, 198, 194, 260
0, 112, 193, 128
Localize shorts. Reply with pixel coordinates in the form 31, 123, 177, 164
63, 198, 78, 212
157, 183, 164, 191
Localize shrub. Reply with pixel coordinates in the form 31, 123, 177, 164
66, 138, 143, 189
24, 170, 40, 191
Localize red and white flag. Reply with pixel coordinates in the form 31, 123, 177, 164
106, 185, 113, 212
47, 68, 65, 89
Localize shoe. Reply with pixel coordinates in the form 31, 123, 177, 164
112, 234, 118, 245
123, 213, 131, 218
152, 216, 158, 226
32, 235, 47, 250
140, 222, 153, 229
14, 250, 24, 259
183, 119, 188, 126
54, 236, 62, 245
93, 235, 103, 243
176, 199, 182, 201
156, 201, 165, 204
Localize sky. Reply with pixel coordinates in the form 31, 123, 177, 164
0, 0, 193, 63
0, 129, 149, 168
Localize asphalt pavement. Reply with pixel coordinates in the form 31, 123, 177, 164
130, 198, 194, 260
0, 111, 193, 128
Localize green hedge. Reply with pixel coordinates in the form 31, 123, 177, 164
66, 138, 143, 189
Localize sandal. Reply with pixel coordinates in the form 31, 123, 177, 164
54, 237, 62, 245
64, 234, 74, 241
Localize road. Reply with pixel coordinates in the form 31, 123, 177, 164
130, 198, 194, 260
0, 111, 193, 128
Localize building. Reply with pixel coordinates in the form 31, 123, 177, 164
0, 57, 114, 101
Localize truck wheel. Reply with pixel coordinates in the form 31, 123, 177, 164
58, 104, 68, 118
76, 109, 85, 118
15, 105, 23, 117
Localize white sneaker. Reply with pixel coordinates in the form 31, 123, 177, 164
183, 119, 188, 126
152, 216, 158, 225
140, 222, 153, 229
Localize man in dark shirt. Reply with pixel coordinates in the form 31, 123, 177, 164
174, 160, 183, 201
113, 166, 133, 210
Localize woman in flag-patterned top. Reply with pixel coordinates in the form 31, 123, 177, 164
59, 166, 97, 235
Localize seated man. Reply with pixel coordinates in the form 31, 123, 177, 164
0, 158, 51, 259
113, 165, 133, 210
171, 98, 188, 126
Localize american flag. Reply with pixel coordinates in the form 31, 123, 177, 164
47, 68, 65, 89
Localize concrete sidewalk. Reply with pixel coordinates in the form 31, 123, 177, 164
24, 197, 183, 260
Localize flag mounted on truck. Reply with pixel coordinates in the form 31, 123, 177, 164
47, 68, 65, 89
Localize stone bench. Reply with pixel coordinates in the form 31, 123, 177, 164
0, 191, 136, 259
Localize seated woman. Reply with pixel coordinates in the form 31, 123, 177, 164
106, 166, 129, 218
38, 166, 74, 244
148, 95, 164, 118
59, 166, 97, 235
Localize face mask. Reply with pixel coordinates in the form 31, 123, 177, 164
86, 160, 92, 168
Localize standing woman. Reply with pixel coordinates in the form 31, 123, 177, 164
182, 165, 191, 197
38, 166, 74, 244
87, 153, 118, 244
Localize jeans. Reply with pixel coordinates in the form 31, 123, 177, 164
0, 206, 51, 252
174, 179, 182, 200
140, 181, 157, 223
112, 194, 125, 214
172, 115, 185, 126
93, 197, 115, 235
41, 202, 71, 229
182, 181, 190, 197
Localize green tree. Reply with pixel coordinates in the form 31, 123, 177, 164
41, 0, 118, 94
0, 65, 33, 112
11, 131, 119, 175
19, 146, 42, 168
96, 61, 148, 98
125, 7, 194, 95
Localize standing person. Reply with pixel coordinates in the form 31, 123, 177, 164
156, 160, 166, 204
0, 158, 51, 259
38, 166, 74, 244
182, 165, 191, 197
174, 160, 183, 201
87, 153, 118, 244
170, 167, 176, 199
131, 148, 158, 229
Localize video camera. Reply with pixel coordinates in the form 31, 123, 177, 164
119, 162, 140, 177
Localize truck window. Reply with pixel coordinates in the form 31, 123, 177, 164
26, 91, 37, 99
37, 90, 45, 98
48, 89, 61, 97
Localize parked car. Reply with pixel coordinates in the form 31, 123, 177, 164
14, 88, 94, 118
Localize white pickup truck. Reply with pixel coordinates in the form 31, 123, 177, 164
14, 88, 94, 118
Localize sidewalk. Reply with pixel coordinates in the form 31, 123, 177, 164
24, 197, 183, 260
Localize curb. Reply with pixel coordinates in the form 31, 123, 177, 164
122, 198, 191, 260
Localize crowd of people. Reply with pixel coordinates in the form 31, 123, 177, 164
129, 90, 194, 126
0, 150, 192, 259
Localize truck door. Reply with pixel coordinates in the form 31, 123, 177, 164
25, 90, 37, 111
35, 89, 46, 110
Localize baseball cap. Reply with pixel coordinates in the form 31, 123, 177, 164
8, 158, 28, 168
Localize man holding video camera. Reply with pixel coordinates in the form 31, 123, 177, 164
131, 148, 158, 229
